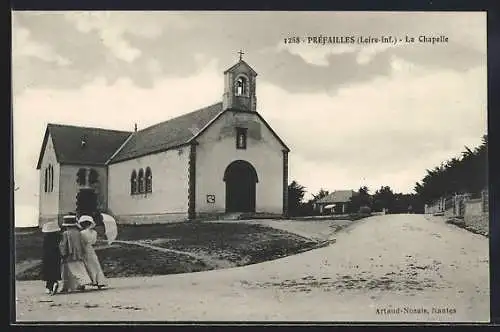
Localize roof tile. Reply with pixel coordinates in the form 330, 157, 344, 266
109, 102, 223, 163
41, 124, 131, 168
316, 190, 356, 204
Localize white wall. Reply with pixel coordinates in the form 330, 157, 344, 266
108, 146, 190, 223
195, 111, 285, 215
38, 134, 59, 225
464, 198, 489, 234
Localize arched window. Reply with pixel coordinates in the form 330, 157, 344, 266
130, 170, 137, 195
77, 168, 87, 186
89, 168, 99, 185
44, 165, 54, 193
145, 167, 152, 193
138, 169, 145, 194
44, 168, 48, 192
235, 76, 248, 96
49, 165, 54, 192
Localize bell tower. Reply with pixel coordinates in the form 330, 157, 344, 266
222, 50, 258, 112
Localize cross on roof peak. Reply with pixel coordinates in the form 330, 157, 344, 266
238, 49, 245, 61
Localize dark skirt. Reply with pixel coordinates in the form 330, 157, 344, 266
41, 232, 62, 281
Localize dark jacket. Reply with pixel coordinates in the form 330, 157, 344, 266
41, 232, 62, 281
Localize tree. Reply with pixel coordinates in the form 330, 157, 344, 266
414, 134, 488, 204
348, 186, 372, 213
312, 189, 330, 201
372, 186, 395, 213
288, 180, 307, 216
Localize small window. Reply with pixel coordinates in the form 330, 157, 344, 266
44, 168, 48, 192
130, 170, 137, 195
138, 169, 145, 194
235, 76, 248, 96
236, 127, 247, 149
145, 167, 152, 193
45, 165, 54, 193
49, 165, 54, 192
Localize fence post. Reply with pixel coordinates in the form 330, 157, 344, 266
482, 189, 488, 213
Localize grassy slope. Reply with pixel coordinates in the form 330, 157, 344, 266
16, 222, 317, 281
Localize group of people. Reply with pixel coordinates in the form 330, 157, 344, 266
41, 214, 107, 295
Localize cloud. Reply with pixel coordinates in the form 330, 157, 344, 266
276, 42, 357, 66
259, 57, 487, 195
11, 11, 486, 96
64, 12, 142, 62
276, 39, 403, 67
12, 25, 71, 66
356, 43, 397, 65
62, 11, 193, 63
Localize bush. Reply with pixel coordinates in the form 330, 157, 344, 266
359, 206, 372, 214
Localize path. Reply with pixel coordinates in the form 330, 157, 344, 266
207, 217, 353, 242
15, 214, 489, 322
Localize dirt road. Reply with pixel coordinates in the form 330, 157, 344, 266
15, 214, 489, 322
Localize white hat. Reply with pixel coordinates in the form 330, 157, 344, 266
42, 221, 61, 233
78, 215, 96, 228
61, 214, 80, 228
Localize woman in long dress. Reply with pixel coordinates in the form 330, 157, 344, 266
41, 221, 62, 295
59, 215, 92, 293
78, 215, 107, 289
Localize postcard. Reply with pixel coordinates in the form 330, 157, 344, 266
12, 10, 489, 323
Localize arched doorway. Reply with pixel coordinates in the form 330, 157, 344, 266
223, 160, 258, 213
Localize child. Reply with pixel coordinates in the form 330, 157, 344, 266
41, 221, 62, 295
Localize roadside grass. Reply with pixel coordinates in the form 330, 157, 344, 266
16, 242, 209, 281
14, 231, 44, 264
146, 222, 317, 266
445, 217, 489, 237
15, 222, 317, 281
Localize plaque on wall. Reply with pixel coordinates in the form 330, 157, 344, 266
206, 194, 215, 204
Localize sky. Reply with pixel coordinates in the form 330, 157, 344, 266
12, 11, 487, 226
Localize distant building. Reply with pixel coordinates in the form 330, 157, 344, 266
313, 190, 357, 214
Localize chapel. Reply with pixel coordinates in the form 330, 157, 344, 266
36, 56, 290, 226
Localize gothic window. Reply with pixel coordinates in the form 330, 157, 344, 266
130, 170, 137, 195
44, 168, 48, 192
89, 168, 99, 185
235, 76, 248, 96
145, 167, 152, 193
236, 127, 247, 149
44, 165, 54, 193
77, 168, 87, 186
138, 168, 145, 194
48, 165, 53, 192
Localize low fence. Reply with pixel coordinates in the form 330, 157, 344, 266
424, 189, 489, 234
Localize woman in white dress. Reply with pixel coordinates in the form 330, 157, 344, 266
78, 215, 107, 289
59, 215, 92, 293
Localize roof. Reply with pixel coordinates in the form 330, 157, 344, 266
109, 103, 224, 163
109, 103, 290, 164
224, 60, 258, 76
36, 124, 131, 169
36, 103, 290, 168
316, 190, 357, 204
